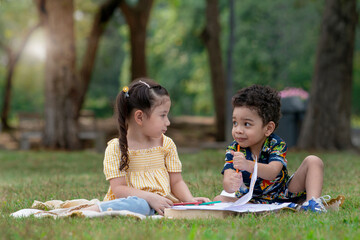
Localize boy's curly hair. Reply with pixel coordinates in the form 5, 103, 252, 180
232, 84, 281, 129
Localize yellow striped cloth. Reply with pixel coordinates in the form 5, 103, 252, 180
103, 135, 182, 203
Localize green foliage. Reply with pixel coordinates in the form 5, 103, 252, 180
230, 0, 322, 91
1, 149, 359, 239
84, 11, 127, 117
2, 0, 360, 119
0, 0, 43, 122
353, 47, 360, 115
0, 0, 37, 43
148, 0, 212, 116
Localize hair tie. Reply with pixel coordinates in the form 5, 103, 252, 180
139, 80, 150, 88
122, 86, 129, 98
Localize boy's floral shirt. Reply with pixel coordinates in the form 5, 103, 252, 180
221, 133, 289, 202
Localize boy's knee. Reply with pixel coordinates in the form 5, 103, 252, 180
304, 155, 324, 169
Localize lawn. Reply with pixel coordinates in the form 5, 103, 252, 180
0, 149, 359, 239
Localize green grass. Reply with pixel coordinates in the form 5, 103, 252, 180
1, 149, 360, 239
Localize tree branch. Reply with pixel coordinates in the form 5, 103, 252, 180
76, 0, 122, 115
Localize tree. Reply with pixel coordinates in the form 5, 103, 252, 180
298, 0, 358, 150
76, 0, 123, 115
40, 0, 80, 149
0, 1, 41, 130
34, 0, 121, 149
119, 0, 154, 81
225, 0, 235, 142
201, 0, 226, 141
0, 24, 40, 130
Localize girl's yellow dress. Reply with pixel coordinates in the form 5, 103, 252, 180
103, 135, 182, 203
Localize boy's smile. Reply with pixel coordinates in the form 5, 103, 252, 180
232, 106, 273, 154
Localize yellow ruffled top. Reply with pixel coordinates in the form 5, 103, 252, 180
103, 135, 182, 203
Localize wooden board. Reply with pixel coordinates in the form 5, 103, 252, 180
164, 208, 239, 219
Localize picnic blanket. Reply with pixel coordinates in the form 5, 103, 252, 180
10, 199, 162, 220
10, 195, 345, 220
10, 159, 345, 220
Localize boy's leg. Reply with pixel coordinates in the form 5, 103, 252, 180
287, 155, 324, 201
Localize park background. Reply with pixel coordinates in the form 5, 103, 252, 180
1, 0, 360, 152
1, 1, 360, 239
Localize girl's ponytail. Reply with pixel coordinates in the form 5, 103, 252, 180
117, 89, 130, 171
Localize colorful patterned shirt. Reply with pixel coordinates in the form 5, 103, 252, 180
221, 133, 289, 202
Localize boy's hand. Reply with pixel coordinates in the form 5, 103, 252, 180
233, 151, 252, 173
224, 169, 243, 193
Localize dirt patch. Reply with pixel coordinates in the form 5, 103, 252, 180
0, 116, 217, 150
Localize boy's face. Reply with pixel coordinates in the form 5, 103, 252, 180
232, 106, 274, 152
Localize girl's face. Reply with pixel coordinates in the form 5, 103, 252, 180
142, 96, 171, 138
232, 106, 273, 154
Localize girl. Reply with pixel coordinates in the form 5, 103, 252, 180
84, 78, 209, 215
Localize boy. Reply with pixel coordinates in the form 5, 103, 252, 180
214, 85, 327, 212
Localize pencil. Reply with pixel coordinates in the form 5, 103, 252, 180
199, 201, 222, 205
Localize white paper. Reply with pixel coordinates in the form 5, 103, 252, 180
172, 202, 290, 213
232, 159, 258, 206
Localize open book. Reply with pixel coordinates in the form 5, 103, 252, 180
171, 160, 292, 213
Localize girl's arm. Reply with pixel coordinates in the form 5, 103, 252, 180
109, 177, 173, 215
169, 172, 210, 203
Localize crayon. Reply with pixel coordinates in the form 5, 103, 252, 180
236, 144, 240, 173
199, 201, 222, 205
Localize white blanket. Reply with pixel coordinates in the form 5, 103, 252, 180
10, 199, 162, 220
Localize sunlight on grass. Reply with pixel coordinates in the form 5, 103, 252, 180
1, 149, 360, 239
352, 115, 360, 128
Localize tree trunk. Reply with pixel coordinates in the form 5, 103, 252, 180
201, 0, 226, 141
298, 0, 358, 150
35, 0, 120, 149
1, 49, 16, 131
119, 0, 153, 81
42, 0, 80, 149
0, 25, 40, 130
225, 0, 235, 143
76, 0, 122, 115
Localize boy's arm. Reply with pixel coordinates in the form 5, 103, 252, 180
236, 159, 283, 180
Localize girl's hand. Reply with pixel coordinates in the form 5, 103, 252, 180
233, 151, 252, 172
226, 170, 243, 193
146, 193, 173, 216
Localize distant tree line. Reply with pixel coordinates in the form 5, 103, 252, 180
0, 0, 358, 150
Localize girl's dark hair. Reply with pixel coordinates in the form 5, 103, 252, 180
115, 78, 169, 171
232, 84, 281, 129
